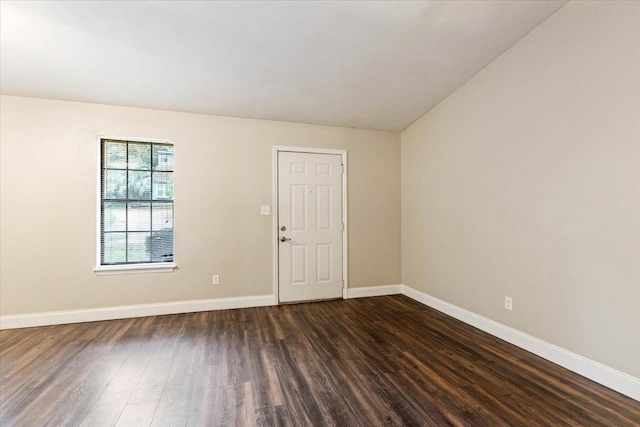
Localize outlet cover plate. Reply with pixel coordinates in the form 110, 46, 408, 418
505, 296, 513, 310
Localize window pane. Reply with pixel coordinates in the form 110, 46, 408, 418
103, 202, 126, 232
104, 141, 127, 169
104, 169, 127, 199
153, 145, 174, 171
128, 171, 151, 199
127, 232, 151, 263
128, 143, 151, 170
149, 230, 173, 262
103, 232, 126, 264
152, 202, 173, 230
100, 139, 174, 266
152, 172, 174, 200
128, 202, 151, 231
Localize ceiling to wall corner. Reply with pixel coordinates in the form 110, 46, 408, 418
0, 1, 566, 131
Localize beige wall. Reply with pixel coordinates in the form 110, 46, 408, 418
402, 1, 640, 378
0, 95, 401, 315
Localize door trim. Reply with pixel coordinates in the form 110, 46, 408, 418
272, 146, 348, 303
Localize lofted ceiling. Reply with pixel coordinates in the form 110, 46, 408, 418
0, 1, 566, 131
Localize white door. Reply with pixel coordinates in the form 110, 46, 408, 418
278, 151, 343, 303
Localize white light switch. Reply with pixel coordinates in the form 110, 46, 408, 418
260, 205, 271, 215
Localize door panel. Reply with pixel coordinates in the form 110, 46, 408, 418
291, 244, 307, 284
316, 185, 332, 230
278, 151, 343, 302
291, 185, 307, 231
316, 243, 332, 282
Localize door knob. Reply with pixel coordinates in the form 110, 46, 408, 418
280, 226, 286, 231
280, 236, 291, 242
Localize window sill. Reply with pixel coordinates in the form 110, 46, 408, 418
94, 263, 176, 276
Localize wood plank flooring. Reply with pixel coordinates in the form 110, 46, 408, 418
1, 295, 639, 426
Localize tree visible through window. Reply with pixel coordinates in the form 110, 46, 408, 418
100, 139, 174, 265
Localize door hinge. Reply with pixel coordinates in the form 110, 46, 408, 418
342, 223, 345, 231
341, 164, 344, 174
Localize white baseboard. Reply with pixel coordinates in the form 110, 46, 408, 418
0, 284, 402, 329
400, 285, 640, 402
0, 295, 276, 330
347, 284, 403, 299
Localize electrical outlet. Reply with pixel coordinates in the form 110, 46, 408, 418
212, 274, 220, 285
505, 296, 513, 311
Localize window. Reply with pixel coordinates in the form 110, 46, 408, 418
97, 138, 174, 272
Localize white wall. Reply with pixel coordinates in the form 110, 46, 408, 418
0, 96, 401, 315
402, 1, 640, 378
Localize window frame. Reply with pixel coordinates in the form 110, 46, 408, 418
94, 136, 176, 275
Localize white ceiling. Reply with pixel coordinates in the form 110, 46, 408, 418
0, 1, 566, 131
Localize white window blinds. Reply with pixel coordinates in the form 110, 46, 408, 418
100, 139, 174, 265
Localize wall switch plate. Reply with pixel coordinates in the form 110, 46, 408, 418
212, 274, 220, 285
505, 296, 513, 310
260, 205, 271, 215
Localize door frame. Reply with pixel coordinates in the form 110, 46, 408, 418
272, 146, 348, 303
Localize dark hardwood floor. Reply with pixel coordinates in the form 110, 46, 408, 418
1, 295, 638, 426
